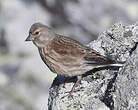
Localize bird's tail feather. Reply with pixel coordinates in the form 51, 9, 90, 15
85, 57, 125, 67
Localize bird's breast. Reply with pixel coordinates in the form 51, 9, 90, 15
38, 47, 88, 77
38, 47, 66, 74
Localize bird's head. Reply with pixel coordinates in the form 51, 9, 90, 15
25, 23, 55, 47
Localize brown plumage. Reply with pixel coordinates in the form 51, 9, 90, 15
25, 23, 123, 95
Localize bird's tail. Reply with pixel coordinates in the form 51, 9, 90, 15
86, 58, 125, 69
91, 60, 125, 69
107, 60, 125, 67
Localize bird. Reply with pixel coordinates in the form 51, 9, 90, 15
25, 23, 123, 95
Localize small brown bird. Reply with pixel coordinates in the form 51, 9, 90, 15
25, 23, 123, 95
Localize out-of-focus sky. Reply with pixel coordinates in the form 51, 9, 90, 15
0, 0, 138, 110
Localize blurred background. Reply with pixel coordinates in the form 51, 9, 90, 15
0, 0, 138, 110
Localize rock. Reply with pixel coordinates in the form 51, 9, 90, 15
48, 22, 138, 110
114, 42, 138, 110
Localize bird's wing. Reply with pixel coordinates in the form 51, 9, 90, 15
83, 49, 116, 65
49, 35, 88, 65
50, 35, 116, 66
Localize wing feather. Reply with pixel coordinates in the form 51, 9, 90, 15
50, 35, 115, 66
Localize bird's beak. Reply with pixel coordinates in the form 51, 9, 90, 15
25, 35, 33, 41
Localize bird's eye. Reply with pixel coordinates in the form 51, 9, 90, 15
34, 31, 40, 35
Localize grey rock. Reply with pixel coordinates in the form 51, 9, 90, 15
48, 22, 138, 110
114, 43, 138, 110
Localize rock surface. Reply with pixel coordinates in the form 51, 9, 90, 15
48, 22, 138, 110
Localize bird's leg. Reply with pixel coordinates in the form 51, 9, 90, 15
59, 77, 69, 89
61, 75, 82, 98
67, 75, 82, 96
